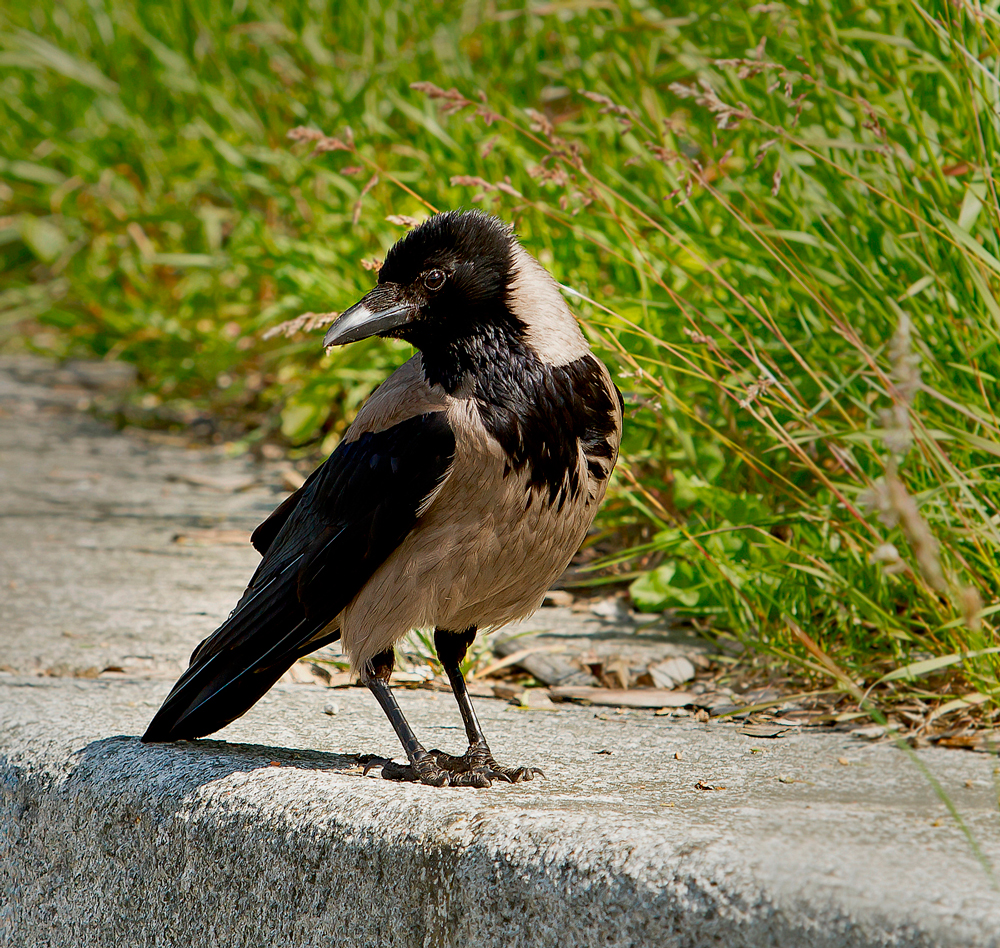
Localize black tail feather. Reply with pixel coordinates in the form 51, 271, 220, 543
141, 569, 341, 743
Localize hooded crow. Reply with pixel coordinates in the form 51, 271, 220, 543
142, 210, 623, 787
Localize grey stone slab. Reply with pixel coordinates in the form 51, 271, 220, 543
2, 676, 999, 948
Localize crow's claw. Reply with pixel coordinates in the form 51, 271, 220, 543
358, 754, 394, 777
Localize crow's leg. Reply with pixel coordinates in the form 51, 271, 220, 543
362, 648, 452, 787
430, 627, 543, 786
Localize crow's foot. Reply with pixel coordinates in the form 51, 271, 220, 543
428, 743, 543, 785
359, 747, 542, 788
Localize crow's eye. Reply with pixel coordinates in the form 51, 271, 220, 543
423, 269, 447, 291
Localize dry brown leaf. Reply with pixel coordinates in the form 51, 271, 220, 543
738, 723, 793, 738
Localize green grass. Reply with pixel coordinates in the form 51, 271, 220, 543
2, 0, 999, 721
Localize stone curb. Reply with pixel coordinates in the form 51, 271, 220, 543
3, 677, 999, 948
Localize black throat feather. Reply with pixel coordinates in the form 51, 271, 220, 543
420, 318, 619, 508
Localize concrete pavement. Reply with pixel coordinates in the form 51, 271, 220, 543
2, 358, 998, 947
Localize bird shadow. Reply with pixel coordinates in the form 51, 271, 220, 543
66, 733, 367, 797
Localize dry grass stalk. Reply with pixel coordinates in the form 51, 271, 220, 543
449, 174, 522, 202
261, 311, 339, 340
667, 79, 752, 129
408, 81, 473, 114
287, 125, 354, 157
887, 471, 947, 593
578, 90, 634, 129
960, 586, 984, 633
352, 173, 379, 225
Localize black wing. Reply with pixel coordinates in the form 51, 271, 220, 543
142, 411, 455, 742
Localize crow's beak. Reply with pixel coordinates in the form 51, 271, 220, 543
323, 285, 415, 348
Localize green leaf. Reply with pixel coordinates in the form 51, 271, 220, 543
148, 253, 225, 268
6, 29, 119, 93
958, 184, 986, 232
896, 274, 934, 301
936, 212, 1000, 277
0, 158, 66, 186
280, 400, 329, 443
19, 215, 66, 263
630, 560, 705, 611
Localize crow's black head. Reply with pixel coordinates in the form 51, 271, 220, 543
380, 209, 514, 302
324, 210, 518, 352
325, 209, 592, 392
